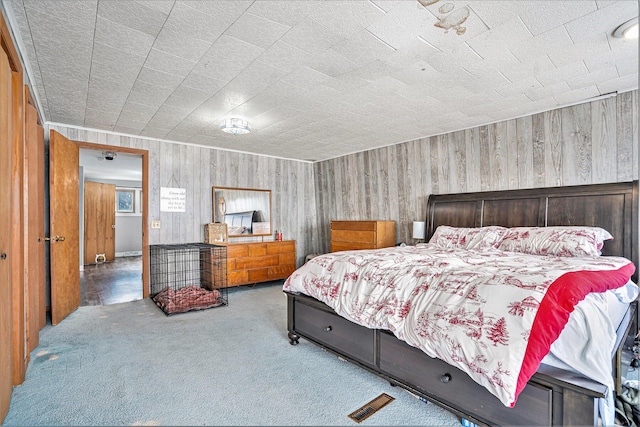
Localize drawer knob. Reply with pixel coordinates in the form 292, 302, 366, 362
440, 373, 452, 383
324, 326, 332, 332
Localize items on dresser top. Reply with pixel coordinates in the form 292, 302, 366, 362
204, 223, 228, 244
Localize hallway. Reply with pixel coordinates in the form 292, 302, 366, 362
80, 256, 142, 306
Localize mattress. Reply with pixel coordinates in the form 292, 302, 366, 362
542, 280, 638, 378
541, 280, 639, 424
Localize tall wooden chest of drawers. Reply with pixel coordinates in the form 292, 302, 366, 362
330, 220, 395, 252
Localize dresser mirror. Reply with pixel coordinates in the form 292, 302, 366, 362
212, 187, 272, 237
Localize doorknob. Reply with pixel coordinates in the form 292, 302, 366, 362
44, 235, 65, 242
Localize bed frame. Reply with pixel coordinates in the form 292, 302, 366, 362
285, 181, 638, 426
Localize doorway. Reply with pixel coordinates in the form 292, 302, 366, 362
79, 148, 143, 306
80, 256, 142, 305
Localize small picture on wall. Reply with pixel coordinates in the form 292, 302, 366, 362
117, 189, 135, 213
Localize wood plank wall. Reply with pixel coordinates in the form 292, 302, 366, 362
314, 90, 639, 251
47, 125, 317, 267
50, 90, 638, 261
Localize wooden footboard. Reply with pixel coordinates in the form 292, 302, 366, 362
286, 291, 615, 426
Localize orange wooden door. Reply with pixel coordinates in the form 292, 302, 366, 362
0, 47, 13, 421
37, 126, 45, 329
49, 130, 80, 325
25, 94, 45, 352
84, 181, 116, 264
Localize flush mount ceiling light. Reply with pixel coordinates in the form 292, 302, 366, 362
220, 118, 251, 135
101, 151, 117, 161
613, 17, 639, 39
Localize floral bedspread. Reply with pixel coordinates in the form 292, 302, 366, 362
283, 244, 635, 406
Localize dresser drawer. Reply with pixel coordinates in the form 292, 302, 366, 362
228, 270, 248, 286
248, 243, 268, 257
278, 253, 296, 265
379, 332, 552, 426
331, 229, 376, 243
227, 244, 249, 258
267, 240, 296, 254
235, 254, 279, 269
268, 264, 295, 280
248, 268, 268, 283
294, 302, 375, 366
331, 221, 377, 231
331, 241, 376, 252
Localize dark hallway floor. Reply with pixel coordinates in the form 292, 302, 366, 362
80, 256, 143, 306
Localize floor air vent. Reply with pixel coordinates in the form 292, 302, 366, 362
348, 393, 395, 423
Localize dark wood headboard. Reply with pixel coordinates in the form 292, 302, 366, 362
425, 181, 638, 283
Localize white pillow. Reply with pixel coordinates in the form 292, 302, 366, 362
429, 225, 508, 250
497, 226, 613, 257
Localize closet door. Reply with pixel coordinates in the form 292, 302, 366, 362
84, 181, 116, 264
0, 46, 13, 422
50, 130, 80, 325
24, 92, 45, 353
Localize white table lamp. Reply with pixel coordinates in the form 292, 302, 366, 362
412, 221, 426, 243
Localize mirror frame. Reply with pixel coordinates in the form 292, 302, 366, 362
212, 186, 272, 238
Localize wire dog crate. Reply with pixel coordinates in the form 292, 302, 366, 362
150, 243, 228, 315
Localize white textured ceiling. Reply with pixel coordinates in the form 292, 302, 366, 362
80, 148, 142, 182
3, 0, 638, 162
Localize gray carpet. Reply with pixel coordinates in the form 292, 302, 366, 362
3, 282, 461, 426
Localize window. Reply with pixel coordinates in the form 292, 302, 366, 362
116, 189, 135, 213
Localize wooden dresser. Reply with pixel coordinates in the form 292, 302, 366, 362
226, 240, 297, 287
330, 220, 395, 252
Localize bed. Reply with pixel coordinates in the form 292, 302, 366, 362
284, 181, 638, 426
224, 210, 259, 234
